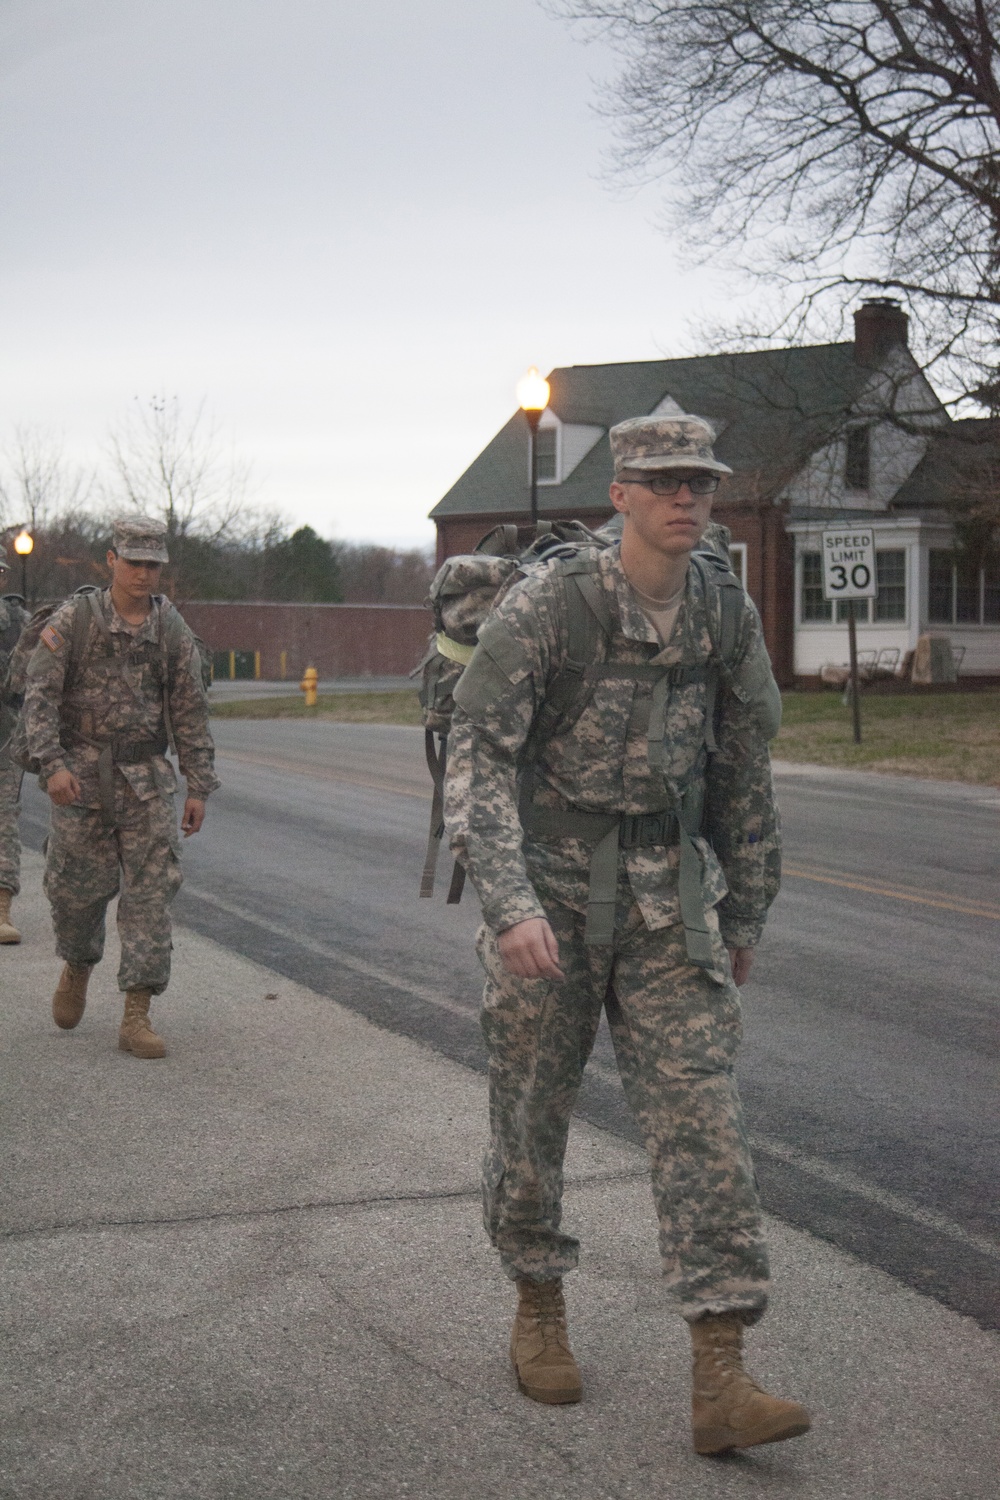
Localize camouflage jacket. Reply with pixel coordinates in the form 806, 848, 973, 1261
444, 543, 780, 948
0, 594, 29, 670
23, 589, 219, 807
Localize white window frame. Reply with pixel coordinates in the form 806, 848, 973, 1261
532, 420, 561, 486
729, 542, 747, 589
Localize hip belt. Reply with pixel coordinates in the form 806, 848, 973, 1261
59, 729, 169, 827
521, 790, 714, 968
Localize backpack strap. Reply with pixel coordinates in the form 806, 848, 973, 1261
420, 729, 448, 899
691, 553, 744, 755
156, 598, 191, 756
65, 589, 109, 695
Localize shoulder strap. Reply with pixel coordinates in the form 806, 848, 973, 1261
64, 591, 106, 693
691, 554, 744, 755
526, 562, 612, 755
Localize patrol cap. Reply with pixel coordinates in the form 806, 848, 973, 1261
112, 515, 169, 564
610, 414, 732, 477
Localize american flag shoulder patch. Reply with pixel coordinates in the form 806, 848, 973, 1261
40, 624, 66, 653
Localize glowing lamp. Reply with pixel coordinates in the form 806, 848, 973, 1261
13, 530, 33, 556
516, 366, 550, 413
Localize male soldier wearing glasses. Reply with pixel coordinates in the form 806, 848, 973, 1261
445, 415, 810, 1454
22, 516, 218, 1057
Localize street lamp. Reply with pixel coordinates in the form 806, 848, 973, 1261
12, 529, 33, 601
517, 366, 550, 528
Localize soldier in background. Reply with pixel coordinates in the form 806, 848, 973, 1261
22, 516, 219, 1057
0, 544, 29, 943
445, 416, 809, 1455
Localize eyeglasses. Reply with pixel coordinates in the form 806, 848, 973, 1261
623, 473, 721, 496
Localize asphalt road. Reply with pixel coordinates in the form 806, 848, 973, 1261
18, 721, 999, 1330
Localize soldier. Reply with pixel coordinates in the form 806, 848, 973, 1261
0, 545, 29, 943
444, 415, 810, 1454
22, 516, 219, 1058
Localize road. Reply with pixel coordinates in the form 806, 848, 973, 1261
19, 721, 1000, 1330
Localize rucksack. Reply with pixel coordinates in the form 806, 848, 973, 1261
0, 586, 211, 771
417, 518, 746, 905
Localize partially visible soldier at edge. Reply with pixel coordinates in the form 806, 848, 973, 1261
444, 415, 810, 1455
22, 516, 219, 1057
0, 544, 29, 942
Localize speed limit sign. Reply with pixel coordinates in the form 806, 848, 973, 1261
821, 529, 877, 601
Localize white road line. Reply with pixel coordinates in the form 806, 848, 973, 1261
183, 883, 1000, 1266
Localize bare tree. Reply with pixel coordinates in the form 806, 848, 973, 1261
0, 427, 97, 603
553, 1, 1000, 407
0, 425, 94, 535
106, 395, 264, 599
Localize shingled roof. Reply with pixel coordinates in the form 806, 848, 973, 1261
889, 418, 1000, 513
431, 343, 868, 520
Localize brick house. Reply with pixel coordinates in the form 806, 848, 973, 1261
430, 301, 999, 685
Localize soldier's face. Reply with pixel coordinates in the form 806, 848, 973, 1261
609, 472, 714, 559
107, 550, 163, 599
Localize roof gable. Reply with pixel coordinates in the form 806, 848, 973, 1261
431, 343, 871, 520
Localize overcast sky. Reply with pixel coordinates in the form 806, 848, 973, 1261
0, 0, 731, 548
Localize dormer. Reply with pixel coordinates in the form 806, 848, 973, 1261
531, 410, 605, 485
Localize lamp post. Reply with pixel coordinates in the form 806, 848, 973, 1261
516, 366, 550, 528
12, 529, 33, 602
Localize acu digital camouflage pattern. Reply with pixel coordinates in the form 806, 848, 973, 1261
0, 592, 29, 895
45, 785, 182, 992
478, 893, 769, 1319
444, 541, 779, 1318
609, 414, 733, 476
445, 543, 780, 950
23, 588, 219, 994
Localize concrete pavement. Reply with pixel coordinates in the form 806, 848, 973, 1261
1, 850, 997, 1499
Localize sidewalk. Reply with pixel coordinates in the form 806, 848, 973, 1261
1, 852, 996, 1500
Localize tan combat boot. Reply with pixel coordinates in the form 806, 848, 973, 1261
510, 1277, 583, 1404
118, 989, 166, 1059
0, 888, 21, 944
690, 1312, 811, 1455
51, 963, 92, 1029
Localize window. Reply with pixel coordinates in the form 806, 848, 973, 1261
800, 552, 831, 621
928, 550, 953, 622
729, 542, 747, 589
874, 549, 906, 621
845, 427, 871, 490
536, 426, 558, 483
800, 547, 907, 623
929, 549, 1000, 624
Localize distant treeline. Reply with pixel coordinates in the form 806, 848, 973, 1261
3, 516, 435, 609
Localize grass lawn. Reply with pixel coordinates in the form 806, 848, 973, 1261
210, 691, 425, 726
775, 691, 1000, 784
212, 687, 999, 785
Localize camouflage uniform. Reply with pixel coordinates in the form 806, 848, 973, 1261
445, 537, 780, 1323
0, 589, 29, 896
22, 585, 218, 995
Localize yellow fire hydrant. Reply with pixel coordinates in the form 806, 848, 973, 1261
300, 665, 318, 708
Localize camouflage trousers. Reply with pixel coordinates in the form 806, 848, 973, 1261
477, 889, 770, 1323
0, 744, 23, 895
43, 780, 183, 995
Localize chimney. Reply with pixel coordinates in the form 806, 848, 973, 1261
853, 298, 909, 365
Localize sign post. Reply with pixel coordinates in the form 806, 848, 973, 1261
821, 528, 877, 745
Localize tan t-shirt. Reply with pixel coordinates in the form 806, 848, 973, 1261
629, 583, 684, 647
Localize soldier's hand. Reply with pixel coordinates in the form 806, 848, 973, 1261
498, 917, 565, 981
727, 947, 754, 986
181, 798, 206, 837
46, 769, 81, 807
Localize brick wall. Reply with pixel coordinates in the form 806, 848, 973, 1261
178, 601, 431, 680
